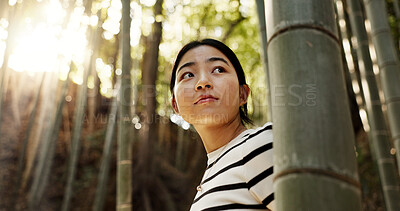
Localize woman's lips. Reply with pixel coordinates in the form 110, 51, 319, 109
195, 95, 219, 104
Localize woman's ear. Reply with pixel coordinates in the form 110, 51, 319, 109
239, 84, 250, 106
171, 96, 179, 113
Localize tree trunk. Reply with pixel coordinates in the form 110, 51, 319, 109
137, 0, 163, 198
0, 5, 18, 138
175, 127, 184, 170
334, 0, 363, 134
0, 0, 8, 18
265, 0, 362, 210
93, 81, 119, 211
390, 0, 400, 51
88, 11, 103, 134
116, 0, 132, 210
26, 72, 59, 209
363, 0, 400, 177
346, 0, 400, 210
13, 73, 45, 208
255, 0, 272, 122
61, 40, 92, 211
37, 77, 70, 205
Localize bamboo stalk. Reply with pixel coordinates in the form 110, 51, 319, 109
13, 72, 46, 208
346, 0, 400, 210
362, 0, 400, 177
61, 61, 91, 211
391, 0, 400, 49
255, 0, 272, 122
0, 6, 17, 138
116, 0, 132, 210
38, 76, 70, 201
28, 73, 61, 210
92, 81, 119, 211
175, 127, 184, 170
155, 177, 177, 211
334, 0, 364, 134
265, 0, 362, 209
28, 73, 69, 209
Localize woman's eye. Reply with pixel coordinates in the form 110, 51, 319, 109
182, 72, 194, 79
213, 67, 224, 73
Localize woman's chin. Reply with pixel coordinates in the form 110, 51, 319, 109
185, 114, 232, 126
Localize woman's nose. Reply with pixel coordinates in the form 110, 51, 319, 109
195, 74, 213, 91
196, 84, 212, 90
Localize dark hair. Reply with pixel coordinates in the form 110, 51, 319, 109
170, 38, 253, 125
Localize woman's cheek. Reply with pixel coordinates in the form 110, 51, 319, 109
222, 80, 240, 106
175, 85, 194, 111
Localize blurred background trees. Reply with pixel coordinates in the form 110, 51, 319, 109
0, 0, 398, 210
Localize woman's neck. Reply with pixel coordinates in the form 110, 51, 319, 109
194, 116, 247, 153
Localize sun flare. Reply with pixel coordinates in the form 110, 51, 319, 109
6, 0, 88, 76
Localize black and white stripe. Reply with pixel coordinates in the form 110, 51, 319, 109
190, 122, 274, 211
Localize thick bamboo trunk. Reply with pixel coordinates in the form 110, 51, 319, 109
363, 0, 400, 177
265, 0, 362, 210
255, 0, 272, 122
346, 0, 400, 210
116, 0, 132, 210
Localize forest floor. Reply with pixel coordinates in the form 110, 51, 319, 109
0, 89, 117, 211
0, 87, 205, 211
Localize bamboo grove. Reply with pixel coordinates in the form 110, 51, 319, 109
0, 0, 399, 210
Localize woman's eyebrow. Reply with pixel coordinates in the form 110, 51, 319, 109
207, 57, 229, 66
177, 62, 195, 73
177, 57, 229, 74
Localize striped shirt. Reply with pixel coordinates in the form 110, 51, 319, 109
190, 122, 274, 211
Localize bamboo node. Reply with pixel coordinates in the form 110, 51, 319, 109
118, 160, 132, 165
370, 28, 391, 37
377, 158, 395, 165
267, 24, 340, 49
384, 96, 400, 105
382, 186, 400, 191
273, 168, 361, 189
373, 130, 389, 136
117, 203, 132, 209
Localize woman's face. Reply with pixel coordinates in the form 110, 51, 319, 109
172, 45, 248, 126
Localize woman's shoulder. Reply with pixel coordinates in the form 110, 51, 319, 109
241, 122, 273, 151
246, 122, 273, 140
255, 122, 273, 133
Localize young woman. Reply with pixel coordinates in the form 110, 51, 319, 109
170, 39, 274, 210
